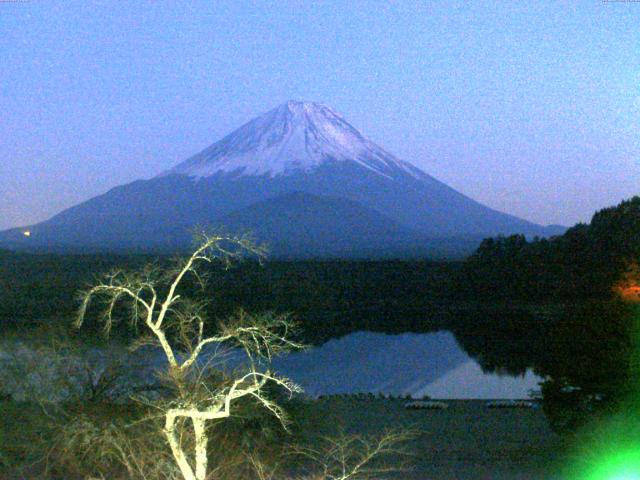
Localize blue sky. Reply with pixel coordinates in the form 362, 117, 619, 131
1, 0, 639, 230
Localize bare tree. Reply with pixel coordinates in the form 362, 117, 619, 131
291, 429, 416, 480
247, 428, 416, 480
76, 233, 303, 480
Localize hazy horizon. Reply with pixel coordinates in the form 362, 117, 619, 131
2, 1, 639, 231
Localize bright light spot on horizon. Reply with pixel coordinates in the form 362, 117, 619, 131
23, 230, 31, 237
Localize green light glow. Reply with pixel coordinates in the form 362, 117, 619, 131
560, 303, 640, 479
575, 306, 640, 480
580, 448, 640, 480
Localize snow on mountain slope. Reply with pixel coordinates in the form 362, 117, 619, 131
166, 100, 427, 180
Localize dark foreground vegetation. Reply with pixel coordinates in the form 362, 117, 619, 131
0, 397, 564, 480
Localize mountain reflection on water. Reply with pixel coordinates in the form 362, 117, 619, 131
272, 331, 540, 399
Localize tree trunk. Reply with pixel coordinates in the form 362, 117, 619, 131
165, 413, 197, 480
193, 417, 208, 480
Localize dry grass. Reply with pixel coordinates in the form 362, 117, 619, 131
1, 396, 566, 480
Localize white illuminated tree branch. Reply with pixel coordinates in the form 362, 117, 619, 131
76, 232, 303, 480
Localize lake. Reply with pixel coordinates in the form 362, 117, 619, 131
273, 331, 541, 399
0, 331, 541, 401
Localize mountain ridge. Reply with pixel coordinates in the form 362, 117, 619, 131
0, 100, 565, 257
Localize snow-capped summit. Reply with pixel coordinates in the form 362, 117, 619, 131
166, 100, 425, 180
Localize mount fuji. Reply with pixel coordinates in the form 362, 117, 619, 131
0, 101, 563, 257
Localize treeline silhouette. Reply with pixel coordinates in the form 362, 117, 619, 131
0, 251, 458, 344
452, 196, 640, 432
459, 196, 640, 302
